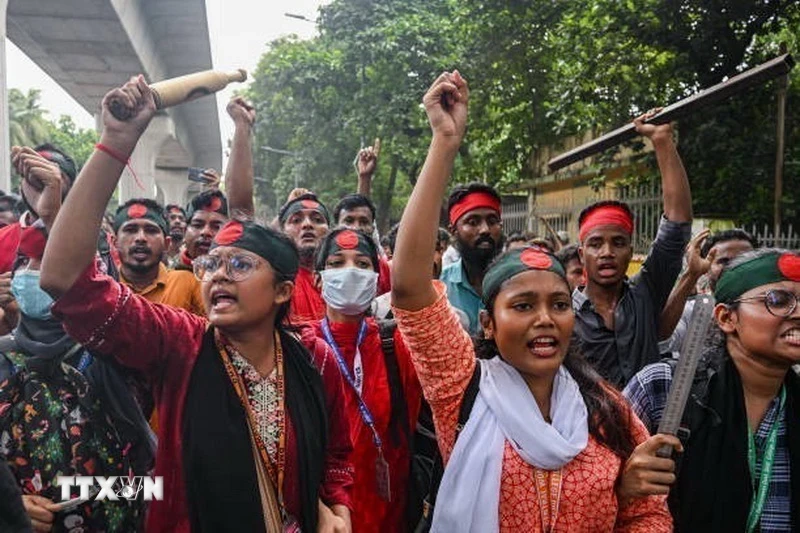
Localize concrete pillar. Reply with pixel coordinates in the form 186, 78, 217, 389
0, 0, 10, 193
118, 115, 164, 205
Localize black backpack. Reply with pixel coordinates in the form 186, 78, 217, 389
376, 319, 481, 532
412, 363, 481, 533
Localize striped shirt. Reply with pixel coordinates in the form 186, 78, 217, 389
623, 362, 792, 532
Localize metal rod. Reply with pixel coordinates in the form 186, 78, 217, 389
548, 53, 796, 172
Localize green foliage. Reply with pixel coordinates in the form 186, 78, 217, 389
7, 88, 98, 190
45, 115, 98, 169
8, 88, 50, 148
246, 0, 800, 229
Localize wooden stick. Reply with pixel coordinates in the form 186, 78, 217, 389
548, 54, 795, 172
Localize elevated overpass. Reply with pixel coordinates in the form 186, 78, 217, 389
0, 0, 221, 205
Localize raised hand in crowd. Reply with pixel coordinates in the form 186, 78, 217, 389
288, 187, 312, 202
200, 168, 222, 190
393, 70, 468, 311
633, 107, 691, 223
10, 146, 63, 230
355, 139, 380, 197
658, 228, 716, 340
41, 75, 157, 298
224, 97, 256, 216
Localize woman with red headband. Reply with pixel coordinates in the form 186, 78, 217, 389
39, 76, 353, 533
390, 70, 671, 532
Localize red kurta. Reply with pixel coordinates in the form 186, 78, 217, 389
312, 317, 422, 533
0, 222, 22, 272
52, 261, 354, 533
289, 267, 326, 324
377, 256, 391, 296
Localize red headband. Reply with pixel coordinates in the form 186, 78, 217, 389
19, 227, 47, 261
449, 192, 501, 226
579, 205, 633, 241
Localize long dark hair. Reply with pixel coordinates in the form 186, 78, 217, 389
478, 276, 637, 460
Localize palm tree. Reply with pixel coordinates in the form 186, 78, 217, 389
8, 88, 49, 147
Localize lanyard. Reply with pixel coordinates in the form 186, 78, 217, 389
320, 318, 382, 451
216, 330, 287, 506
534, 468, 563, 533
745, 386, 786, 533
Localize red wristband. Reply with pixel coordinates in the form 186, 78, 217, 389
95, 143, 145, 191
95, 143, 130, 165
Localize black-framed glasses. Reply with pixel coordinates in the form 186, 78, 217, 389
193, 253, 260, 282
734, 289, 800, 318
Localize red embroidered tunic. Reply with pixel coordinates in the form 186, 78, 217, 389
51, 261, 354, 533
312, 318, 422, 532
392, 282, 672, 532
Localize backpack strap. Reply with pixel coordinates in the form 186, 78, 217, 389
421, 362, 481, 523
378, 319, 410, 446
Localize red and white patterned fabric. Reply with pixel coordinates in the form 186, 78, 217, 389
392, 282, 672, 532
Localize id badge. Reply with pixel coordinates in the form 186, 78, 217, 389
375, 452, 391, 502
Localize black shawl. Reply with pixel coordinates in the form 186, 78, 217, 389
672, 356, 800, 531
182, 328, 327, 532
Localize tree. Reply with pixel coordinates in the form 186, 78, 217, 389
245, 0, 800, 229
45, 115, 98, 169
8, 88, 49, 148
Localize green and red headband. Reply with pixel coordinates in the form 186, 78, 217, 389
279, 196, 331, 225
482, 246, 567, 305
211, 220, 298, 279
449, 192, 501, 226
113, 202, 168, 235
579, 204, 633, 242
715, 251, 800, 303
186, 192, 228, 222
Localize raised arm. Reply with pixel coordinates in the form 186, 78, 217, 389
391, 71, 468, 311
658, 230, 713, 340
633, 111, 692, 223
41, 76, 156, 298
355, 139, 379, 197
223, 97, 256, 216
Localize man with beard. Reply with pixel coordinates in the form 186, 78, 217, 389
114, 198, 204, 316
278, 193, 332, 323
439, 183, 504, 334
164, 204, 187, 266
573, 111, 692, 389
173, 190, 228, 271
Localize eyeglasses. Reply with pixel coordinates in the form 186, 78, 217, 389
734, 289, 800, 318
193, 253, 260, 282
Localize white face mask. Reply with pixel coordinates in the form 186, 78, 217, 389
320, 267, 378, 316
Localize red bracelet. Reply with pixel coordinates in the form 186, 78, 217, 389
95, 143, 130, 165
95, 143, 145, 191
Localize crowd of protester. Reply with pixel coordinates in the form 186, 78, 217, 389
0, 71, 797, 533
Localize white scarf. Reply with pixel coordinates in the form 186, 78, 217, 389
432, 357, 589, 533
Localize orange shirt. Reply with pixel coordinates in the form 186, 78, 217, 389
392, 282, 672, 533
120, 263, 205, 316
